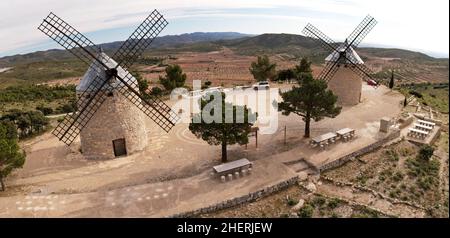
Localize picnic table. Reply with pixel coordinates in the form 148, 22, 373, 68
336, 128, 355, 137
336, 128, 355, 141
311, 132, 337, 146
213, 158, 252, 176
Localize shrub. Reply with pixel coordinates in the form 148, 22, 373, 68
36, 106, 53, 115
392, 172, 404, 182
150, 87, 163, 96
298, 204, 314, 218
311, 196, 326, 207
287, 198, 298, 206
327, 198, 342, 209
385, 149, 399, 162
418, 145, 434, 161
409, 90, 423, 98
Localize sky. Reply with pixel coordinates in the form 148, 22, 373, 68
0, 0, 449, 58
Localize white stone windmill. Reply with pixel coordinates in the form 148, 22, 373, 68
38, 10, 179, 159
302, 15, 378, 106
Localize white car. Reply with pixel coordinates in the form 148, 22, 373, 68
252, 81, 270, 90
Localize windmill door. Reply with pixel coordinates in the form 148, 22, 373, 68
112, 138, 127, 157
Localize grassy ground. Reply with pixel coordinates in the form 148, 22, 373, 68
324, 138, 448, 217
398, 83, 449, 113
0, 84, 76, 115
0, 60, 86, 88
199, 185, 387, 218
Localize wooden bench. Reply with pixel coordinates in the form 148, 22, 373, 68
417, 119, 435, 128
408, 128, 428, 139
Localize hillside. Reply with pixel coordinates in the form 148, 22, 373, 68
0, 32, 250, 67
0, 32, 448, 87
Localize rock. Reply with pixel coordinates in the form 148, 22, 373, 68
298, 172, 308, 181
305, 182, 317, 192
317, 181, 322, 186
291, 199, 305, 212
289, 212, 299, 218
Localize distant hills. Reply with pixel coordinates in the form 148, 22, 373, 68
0, 32, 251, 67
0, 32, 446, 67
0, 32, 447, 87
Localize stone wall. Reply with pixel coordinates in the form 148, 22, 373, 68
78, 90, 148, 159
318, 129, 401, 173
169, 176, 299, 218
327, 67, 362, 106
398, 115, 414, 129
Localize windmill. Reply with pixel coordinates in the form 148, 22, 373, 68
38, 10, 179, 159
302, 15, 378, 105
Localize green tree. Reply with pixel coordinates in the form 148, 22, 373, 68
36, 106, 53, 115
276, 69, 295, 82
0, 121, 26, 191
278, 75, 342, 138
249, 55, 277, 82
159, 64, 187, 91
389, 70, 395, 89
189, 92, 257, 162
294, 57, 313, 83
16, 114, 31, 137
150, 87, 163, 96
418, 145, 434, 161
27, 111, 48, 134
132, 71, 149, 95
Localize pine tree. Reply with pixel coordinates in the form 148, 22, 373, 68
189, 92, 257, 162
278, 75, 342, 138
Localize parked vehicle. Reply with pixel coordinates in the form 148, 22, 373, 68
252, 81, 270, 90
367, 79, 378, 86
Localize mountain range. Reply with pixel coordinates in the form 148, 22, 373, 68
0, 32, 447, 67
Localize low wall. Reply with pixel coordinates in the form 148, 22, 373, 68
398, 116, 414, 129
318, 129, 401, 173
169, 176, 299, 218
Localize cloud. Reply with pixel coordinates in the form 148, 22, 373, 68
0, 0, 448, 57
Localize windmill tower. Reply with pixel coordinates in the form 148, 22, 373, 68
302, 15, 378, 106
38, 10, 179, 159
76, 52, 148, 159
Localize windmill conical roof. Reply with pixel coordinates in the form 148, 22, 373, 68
325, 44, 364, 65
76, 52, 137, 92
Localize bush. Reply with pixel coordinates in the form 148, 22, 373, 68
392, 172, 404, 182
150, 87, 163, 96
409, 90, 423, 98
327, 198, 342, 209
36, 106, 53, 115
298, 204, 314, 218
311, 196, 326, 208
418, 145, 434, 161
287, 198, 298, 206
61, 103, 75, 113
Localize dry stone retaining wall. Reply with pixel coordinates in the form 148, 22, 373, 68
318, 129, 401, 172
169, 176, 299, 218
